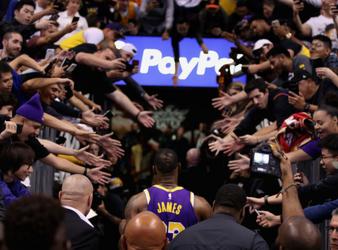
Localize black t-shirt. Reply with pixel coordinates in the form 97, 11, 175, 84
307, 79, 338, 106
71, 43, 117, 96
0, 115, 49, 161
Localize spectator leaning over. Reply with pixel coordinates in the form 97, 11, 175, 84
68, 41, 155, 127
310, 34, 338, 69
4, 195, 71, 250
0, 31, 22, 61
0, 142, 35, 207
267, 46, 312, 86
124, 148, 212, 241
168, 184, 269, 250
0, 0, 54, 43
0, 93, 110, 184
287, 69, 338, 113
293, 0, 336, 37
59, 174, 99, 250
121, 211, 167, 250
56, 0, 88, 44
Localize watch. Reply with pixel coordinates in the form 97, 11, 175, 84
304, 103, 311, 112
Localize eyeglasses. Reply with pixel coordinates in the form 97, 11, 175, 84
328, 226, 338, 233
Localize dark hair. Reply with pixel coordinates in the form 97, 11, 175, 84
244, 78, 267, 94
0, 142, 35, 174
312, 35, 332, 50
318, 134, 338, 156
154, 148, 178, 174
14, 0, 35, 11
0, 92, 17, 109
4, 195, 65, 250
317, 93, 338, 118
0, 61, 12, 76
267, 46, 290, 58
214, 184, 246, 210
2, 30, 21, 41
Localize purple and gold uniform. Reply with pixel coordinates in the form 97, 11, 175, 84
144, 185, 198, 241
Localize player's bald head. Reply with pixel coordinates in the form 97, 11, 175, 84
122, 211, 167, 250
277, 216, 321, 250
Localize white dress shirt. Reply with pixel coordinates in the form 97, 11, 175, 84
56, 10, 88, 44
63, 205, 94, 228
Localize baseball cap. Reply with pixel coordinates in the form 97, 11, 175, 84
253, 39, 272, 52
120, 43, 137, 56
289, 69, 316, 83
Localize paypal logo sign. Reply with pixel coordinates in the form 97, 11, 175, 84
122, 36, 246, 88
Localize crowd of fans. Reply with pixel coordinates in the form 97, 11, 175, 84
0, 0, 338, 249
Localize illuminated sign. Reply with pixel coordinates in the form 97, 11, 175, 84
120, 36, 246, 88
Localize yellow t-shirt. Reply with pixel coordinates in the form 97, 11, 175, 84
59, 30, 86, 50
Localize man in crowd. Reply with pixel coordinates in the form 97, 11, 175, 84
124, 148, 212, 241
168, 184, 269, 250
59, 174, 99, 250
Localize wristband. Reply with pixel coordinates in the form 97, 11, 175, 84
264, 195, 269, 205
83, 167, 88, 176
135, 111, 141, 120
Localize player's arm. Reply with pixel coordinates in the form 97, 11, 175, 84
194, 195, 212, 221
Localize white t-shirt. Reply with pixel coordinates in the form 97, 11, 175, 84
56, 10, 88, 44
305, 14, 334, 36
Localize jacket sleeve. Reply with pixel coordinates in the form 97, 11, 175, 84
299, 174, 338, 205
304, 198, 338, 224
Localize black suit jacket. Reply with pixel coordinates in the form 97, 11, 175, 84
63, 208, 99, 250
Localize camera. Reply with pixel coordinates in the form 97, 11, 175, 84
250, 142, 281, 178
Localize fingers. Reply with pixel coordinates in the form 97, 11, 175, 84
78, 145, 90, 152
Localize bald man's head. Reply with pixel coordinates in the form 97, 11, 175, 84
59, 174, 93, 215
277, 216, 321, 250
186, 148, 200, 167
122, 211, 167, 250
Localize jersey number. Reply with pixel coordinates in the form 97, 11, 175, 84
164, 221, 185, 239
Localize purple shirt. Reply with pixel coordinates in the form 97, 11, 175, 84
0, 179, 30, 207
300, 139, 321, 159
144, 185, 198, 241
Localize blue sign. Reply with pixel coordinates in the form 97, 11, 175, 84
119, 36, 246, 88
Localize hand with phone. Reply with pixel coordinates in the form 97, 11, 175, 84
0, 121, 19, 140
256, 210, 281, 228
292, 0, 304, 14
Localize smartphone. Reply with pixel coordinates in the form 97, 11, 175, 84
132, 60, 139, 67
66, 63, 77, 73
16, 124, 23, 135
45, 48, 55, 60
72, 16, 80, 23
103, 110, 113, 119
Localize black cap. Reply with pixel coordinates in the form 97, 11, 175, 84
214, 184, 246, 210
289, 69, 316, 83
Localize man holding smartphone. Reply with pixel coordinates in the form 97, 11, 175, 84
56, 0, 88, 44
